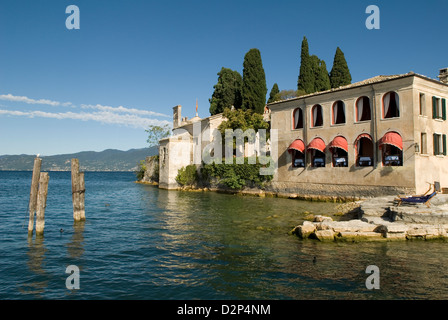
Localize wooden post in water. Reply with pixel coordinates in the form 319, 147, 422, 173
71, 159, 86, 222
28, 157, 42, 236
35, 172, 49, 236
78, 172, 86, 220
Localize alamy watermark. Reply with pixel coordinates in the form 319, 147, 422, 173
65, 265, 80, 290
365, 265, 380, 290
66, 5, 80, 30
366, 5, 380, 30
65, 5, 379, 31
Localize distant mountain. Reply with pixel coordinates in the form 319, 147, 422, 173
0, 147, 158, 171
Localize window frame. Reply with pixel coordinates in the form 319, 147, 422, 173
331, 100, 346, 125
310, 104, 323, 128
355, 96, 372, 122
382, 91, 400, 119
355, 135, 374, 167
292, 107, 304, 130
433, 133, 447, 156
419, 93, 426, 116
432, 96, 446, 120
420, 132, 427, 155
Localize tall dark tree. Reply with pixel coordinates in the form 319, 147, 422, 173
209, 67, 243, 115
311, 55, 331, 92
329, 47, 352, 88
267, 83, 280, 103
241, 48, 267, 114
297, 36, 315, 94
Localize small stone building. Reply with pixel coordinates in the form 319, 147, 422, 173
158, 105, 225, 189
268, 69, 448, 197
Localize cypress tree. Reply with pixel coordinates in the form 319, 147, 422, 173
241, 48, 267, 114
267, 83, 280, 103
311, 55, 331, 92
329, 47, 352, 88
209, 67, 243, 115
297, 36, 315, 94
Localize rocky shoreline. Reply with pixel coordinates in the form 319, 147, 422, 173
292, 194, 448, 241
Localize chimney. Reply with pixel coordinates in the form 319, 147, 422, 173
173, 105, 182, 128
438, 68, 448, 84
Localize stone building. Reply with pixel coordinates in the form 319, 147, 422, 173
158, 105, 225, 189
268, 69, 448, 197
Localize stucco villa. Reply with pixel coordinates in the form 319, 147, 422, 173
157, 68, 448, 198
268, 68, 448, 197
158, 105, 225, 189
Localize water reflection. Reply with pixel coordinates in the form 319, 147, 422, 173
19, 236, 48, 298
154, 189, 347, 299
152, 188, 448, 299
67, 221, 85, 260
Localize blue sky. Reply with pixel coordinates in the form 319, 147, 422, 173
0, 0, 447, 155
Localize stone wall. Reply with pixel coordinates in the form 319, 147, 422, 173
266, 181, 413, 199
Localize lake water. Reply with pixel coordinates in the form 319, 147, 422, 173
1, 171, 448, 300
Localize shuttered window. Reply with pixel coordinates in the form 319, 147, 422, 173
433, 133, 447, 156
443, 99, 447, 120
432, 96, 446, 120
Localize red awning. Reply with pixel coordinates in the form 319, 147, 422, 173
328, 136, 348, 152
307, 138, 326, 152
380, 132, 403, 150
288, 139, 305, 153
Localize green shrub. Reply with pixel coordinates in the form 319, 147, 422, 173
135, 160, 146, 181
201, 157, 273, 190
176, 165, 199, 186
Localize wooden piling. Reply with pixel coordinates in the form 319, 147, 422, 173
35, 172, 49, 236
28, 157, 42, 236
78, 172, 86, 221
71, 159, 85, 222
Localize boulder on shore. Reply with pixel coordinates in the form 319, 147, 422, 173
292, 221, 316, 239
292, 215, 448, 242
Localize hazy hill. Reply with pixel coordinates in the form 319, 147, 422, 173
0, 147, 158, 171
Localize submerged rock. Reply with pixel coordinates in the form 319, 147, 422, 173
314, 229, 335, 241
292, 221, 316, 239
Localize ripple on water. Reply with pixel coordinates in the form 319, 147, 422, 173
2, 171, 448, 299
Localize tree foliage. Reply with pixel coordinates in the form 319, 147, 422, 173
218, 107, 269, 135
297, 36, 315, 94
241, 48, 267, 114
135, 160, 146, 181
209, 67, 243, 115
176, 165, 198, 186
274, 89, 299, 101
329, 47, 352, 88
267, 83, 280, 103
298, 37, 332, 94
145, 124, 171, 147
311, 55, 331, 92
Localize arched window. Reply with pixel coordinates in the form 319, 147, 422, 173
288, 139, 305, 167
307, 138, 326, 167
293, 108, 303, 129
383, 92, 400, 119
356, 96, 371, 122
354, 134, 374, 166
311, 104, 323, 127
379, 131, 403, 166
328, 136, 348, 167
332, 101, 345, 125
